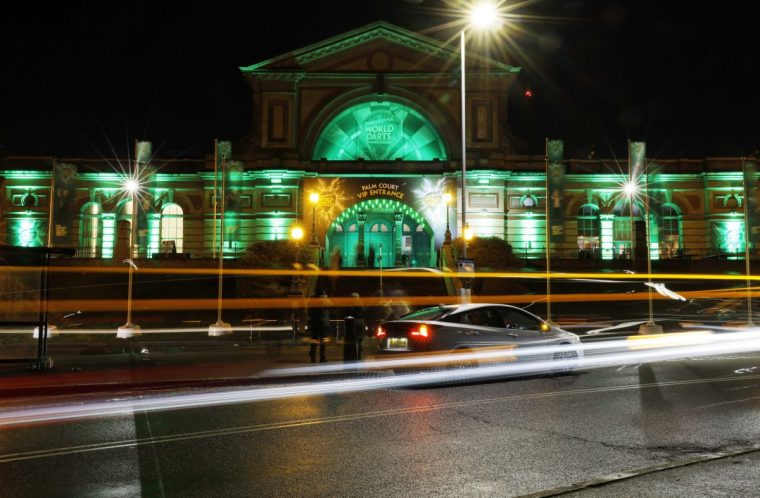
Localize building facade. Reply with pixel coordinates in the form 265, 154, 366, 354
0, 22, 756, 263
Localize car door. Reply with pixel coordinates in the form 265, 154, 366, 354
495, 307, 563, 361
439, 308, 496, 349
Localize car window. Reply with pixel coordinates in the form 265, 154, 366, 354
499, 308, 541, 330
402, 306, 451, 321
453, 309, 501, 327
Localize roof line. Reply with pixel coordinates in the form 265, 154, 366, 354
240, 20, 519, 74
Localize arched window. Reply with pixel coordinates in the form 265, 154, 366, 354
312, 100, 448, 161
659, 203, 681, 257
370, 223, 389, 232
160, 203, 184, 254
577, 204, 600, 258
79, 202, 101, 258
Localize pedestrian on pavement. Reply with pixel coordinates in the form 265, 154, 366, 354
349, 292, 367, 360
308, 289, 331, 363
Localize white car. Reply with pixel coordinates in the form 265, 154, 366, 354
376, 303, 582, 370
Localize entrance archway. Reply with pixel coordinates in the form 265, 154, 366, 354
325, 199, 435, 268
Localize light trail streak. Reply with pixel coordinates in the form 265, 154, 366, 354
2, 287, 758, 313
7, 264, 760, 282
0, 326, 292, 335
2, 330, 760, 428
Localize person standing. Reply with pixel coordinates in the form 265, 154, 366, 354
308, 289, 331, 363
368, 245, 375, 268
349, 292, 367, 360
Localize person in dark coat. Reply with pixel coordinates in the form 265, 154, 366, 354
308, 289, 331, 363
349, 292, 367, 360
368, 245, 375, 268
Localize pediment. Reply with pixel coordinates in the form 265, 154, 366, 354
241, 21, 517, 76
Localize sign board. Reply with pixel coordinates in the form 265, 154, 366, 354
457, 259, 475, 273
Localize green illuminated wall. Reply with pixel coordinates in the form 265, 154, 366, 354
313, 101, 448, 161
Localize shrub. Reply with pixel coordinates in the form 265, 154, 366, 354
452, 236, 522, 270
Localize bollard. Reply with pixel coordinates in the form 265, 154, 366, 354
343, 316, 357, 362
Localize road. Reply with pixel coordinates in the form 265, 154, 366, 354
2, 349, 760, 497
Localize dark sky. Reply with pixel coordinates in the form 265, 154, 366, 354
2, 0, 758, 160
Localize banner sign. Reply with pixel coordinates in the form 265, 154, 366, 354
52, 162, 78, 246
546, 139, 565, 242
743, 159, 759, 246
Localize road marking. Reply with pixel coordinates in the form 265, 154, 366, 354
2, 372, 760, 464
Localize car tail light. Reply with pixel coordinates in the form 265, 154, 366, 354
410, 324, 430, 338
376, 325, 386, 338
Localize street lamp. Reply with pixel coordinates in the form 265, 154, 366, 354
464, 222, 473, 243
460, 2, 502, 259
209, 145, 232, 337
291, 225, 304, 264
309, 192, 320, 246
624, 179, 637, 261
290, 225, 305, 296
117, 171, 141, 339
637, 159, 663, 335
443, 191, 453, 244
459, 2, 501, 259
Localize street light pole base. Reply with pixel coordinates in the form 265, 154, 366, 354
460, 287, 471, 304
33, 325, 58, 338
117, 323, 142, 339
208, 320, 233, 337
638, 322, 663, 335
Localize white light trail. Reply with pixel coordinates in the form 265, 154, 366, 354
2, 329, 760, 427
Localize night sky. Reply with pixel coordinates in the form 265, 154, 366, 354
2, 0, 758, 160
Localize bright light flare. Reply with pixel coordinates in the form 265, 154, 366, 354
623, 180, 638, 196
468, 2, 502, 30
464, 224, 474, 241
309, 192, 320, 204
290, 226, 304, 241
123, 178, 140, 194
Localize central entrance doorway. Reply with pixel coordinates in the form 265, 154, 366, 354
325, 199, 435, 268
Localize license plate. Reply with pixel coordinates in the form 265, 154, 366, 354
388, 337, 408, 349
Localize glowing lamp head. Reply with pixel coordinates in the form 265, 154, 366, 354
443, 192, 453, 204
124, 178, 140, 194
623, 181, 638, 197
309, 192, 320, 204
291, 226, 304, 241
469, 2, 502, 30
464, 224, 474, 241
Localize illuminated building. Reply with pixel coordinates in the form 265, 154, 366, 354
0, 22, 756, 263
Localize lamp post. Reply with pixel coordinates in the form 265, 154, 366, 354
117, 149, 143, 339
637, 157, 663, 335
290, 225, 304, 294
443, 191, 453, 244
209, 145, 232, 337
309, 192, 320, 246
460, 2, 501, 259
624, 179, 637, 262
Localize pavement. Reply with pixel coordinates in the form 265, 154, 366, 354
0, 338, 378, 399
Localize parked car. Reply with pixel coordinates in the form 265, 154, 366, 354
375, 303, 582, 371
